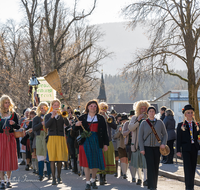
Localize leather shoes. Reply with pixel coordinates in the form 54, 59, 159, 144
132, 177, 136, 182
123, 174, 127, 179
85, 183, 91, 190
6, 182, 12, 188
48, 175, 51, 180
143, 179, 148, 186
38, 175, 43, 181
91, 181, 98, 189
52, 178, 56, 185
25, 164, 29, 171
114, 173, 118, 177
136, 179, 142, 185
0, 183, 5, 189
57, 177, 62, 184
19, 160, 26, 165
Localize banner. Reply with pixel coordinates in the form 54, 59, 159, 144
37, 77, 56, 102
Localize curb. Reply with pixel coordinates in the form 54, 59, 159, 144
159, 169, 200, 186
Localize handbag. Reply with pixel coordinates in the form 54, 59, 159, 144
21, 133, 30, 146
146, 119, 170, 156
76, 117, 94, 145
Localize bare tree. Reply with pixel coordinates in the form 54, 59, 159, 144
122, 0, 200, 121
21, 0, 44, 76
44, 0, 96, 71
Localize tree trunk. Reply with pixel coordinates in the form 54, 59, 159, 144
187, 65, 199, 122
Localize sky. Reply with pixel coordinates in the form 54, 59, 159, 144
0, 0, 133, 24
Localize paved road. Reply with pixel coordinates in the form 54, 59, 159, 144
8, 162, 200, 190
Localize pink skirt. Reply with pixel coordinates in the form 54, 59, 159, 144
0, 131, 18, 171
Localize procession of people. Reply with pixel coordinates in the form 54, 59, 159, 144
0, 93, 199, 190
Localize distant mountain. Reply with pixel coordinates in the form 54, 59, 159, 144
97, 22, 186, 76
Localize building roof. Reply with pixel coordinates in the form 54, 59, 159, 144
108, 103, 158, 114
97, 73, 107, 101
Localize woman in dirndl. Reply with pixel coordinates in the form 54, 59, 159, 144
98, 102, 117, 185
45, 99, 69, 185
33, 102, 51, 181
0, 94, 20, 189
74, 99, 109, 190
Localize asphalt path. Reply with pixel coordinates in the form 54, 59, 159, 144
7, 162, 200, 190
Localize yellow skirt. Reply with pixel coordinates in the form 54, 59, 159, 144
47, 136, 68, 161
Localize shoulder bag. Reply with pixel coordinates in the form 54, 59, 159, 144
146, 119, 170, 156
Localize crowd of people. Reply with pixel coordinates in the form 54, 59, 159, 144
0, 94, 199, 190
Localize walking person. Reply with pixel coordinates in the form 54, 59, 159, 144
122, 110, 135, 182
139, 106, 168, 190
33, 102, 51, 181
0, 95, 20, 189
98, 102, 117, 185
128, 100, 149, 186
176, 104, 200, 190
113, 114, 129, 179
73, 99, 109, 190
163, 109, 176, 164
112, 113, 122, 177
45, 99, 69, 185
19, 108, 31, 166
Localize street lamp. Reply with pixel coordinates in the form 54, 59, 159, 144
78, 93, 81, 110
28, 71, 40, 107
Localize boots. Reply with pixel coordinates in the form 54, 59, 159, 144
99, 174, 104, 185
103, 174, 107, 184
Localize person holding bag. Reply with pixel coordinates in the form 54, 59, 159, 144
139, 106, 168, 190
176, 104, 200, 190
73, 99, 109, 190
0, 94, 20, 189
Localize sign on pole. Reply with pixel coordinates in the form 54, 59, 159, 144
37, 77, 56, 102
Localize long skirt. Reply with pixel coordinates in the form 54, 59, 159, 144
98, 141, 116, 174
36, 131, 47, 157
0, 132, 18, 171
79, 132, 105, 170
130, 149, 147, 169
47, 135, 68, 161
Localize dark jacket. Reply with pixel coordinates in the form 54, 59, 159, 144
163, 115, 176, 141
176, 121, 200, 152
73, 114, 109, 148
32, 116, 43, 136
45, 113, 69, 136
160, 113, 165, 121
0, 112, 20, 133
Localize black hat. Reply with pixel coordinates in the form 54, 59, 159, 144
74, 110, 81, 116
182, 104, 194, 114
129, 110, 135, 116
120, 114, 129, 121
110, 109, 117, 114
147, 106, 156, 113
